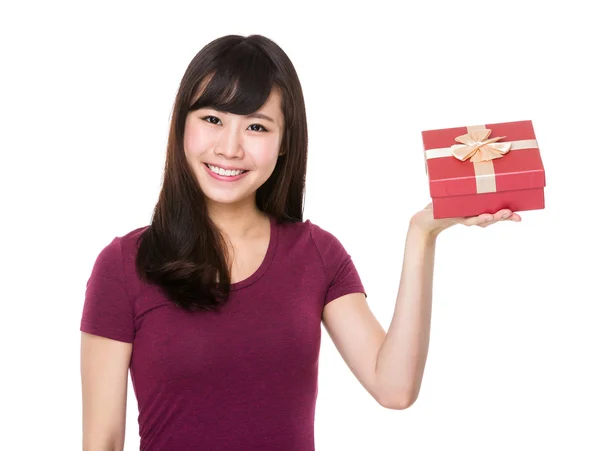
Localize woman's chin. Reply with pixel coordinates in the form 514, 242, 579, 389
202, 191, 254, 207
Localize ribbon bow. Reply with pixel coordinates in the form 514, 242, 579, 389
451, 128, 511, 163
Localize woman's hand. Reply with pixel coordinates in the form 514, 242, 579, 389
410, 203, 522, 237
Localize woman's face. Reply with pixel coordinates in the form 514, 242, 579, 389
184, 88, 285, 208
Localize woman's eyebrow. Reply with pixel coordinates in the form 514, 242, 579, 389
246, 112, 275, 123
204, 109, 275, 124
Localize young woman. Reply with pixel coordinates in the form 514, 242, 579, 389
80, 34, 520, 450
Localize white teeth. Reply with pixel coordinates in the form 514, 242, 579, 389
207, 164, 246, 177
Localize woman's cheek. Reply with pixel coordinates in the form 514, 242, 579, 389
250, 136, 282, 165
185, 128, 212, 157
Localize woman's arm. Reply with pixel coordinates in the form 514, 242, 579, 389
80, 332, 132, 451
373, 223, 436, 408
322, 205, 520, 409
322, 224, 436, 409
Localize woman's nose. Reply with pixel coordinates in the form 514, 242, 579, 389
215, 127, 244, 159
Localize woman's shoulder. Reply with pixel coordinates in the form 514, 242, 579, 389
277, 218, 357, 284
92, 225, 149, 267
121, 225, 149, 243
276, 217, 342, 251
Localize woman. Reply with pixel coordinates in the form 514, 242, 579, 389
80, 34, 520, 450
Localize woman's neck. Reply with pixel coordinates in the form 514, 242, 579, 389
207, 201, 269, 242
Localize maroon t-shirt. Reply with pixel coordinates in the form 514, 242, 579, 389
80, 216, 366, 450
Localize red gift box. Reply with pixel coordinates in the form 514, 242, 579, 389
421, 120, 546, 219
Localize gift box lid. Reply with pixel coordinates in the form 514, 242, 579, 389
422, 120, 546, 198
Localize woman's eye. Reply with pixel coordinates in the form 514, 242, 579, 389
249, 124, 268, 132
202, 116, 268, 133
203, 116, 221, 125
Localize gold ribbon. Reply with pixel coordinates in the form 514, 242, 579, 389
451, 128, 511, 163
425, 125, 539, 194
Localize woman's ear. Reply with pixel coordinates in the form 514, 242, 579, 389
278, 133, 289, 156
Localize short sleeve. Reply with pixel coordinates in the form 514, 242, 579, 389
80, 236, 135, 343
308, 222, 367, 306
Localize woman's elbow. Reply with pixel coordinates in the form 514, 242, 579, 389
378, 391, 418, 410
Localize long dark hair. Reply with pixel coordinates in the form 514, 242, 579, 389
135, 35, 308, 312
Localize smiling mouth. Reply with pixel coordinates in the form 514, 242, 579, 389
204, 163, 249, 177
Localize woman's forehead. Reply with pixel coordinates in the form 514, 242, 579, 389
192, 77, 284, 125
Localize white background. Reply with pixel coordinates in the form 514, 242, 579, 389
2, 0, 599, 449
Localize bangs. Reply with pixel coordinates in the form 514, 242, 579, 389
188, 42, 277, 115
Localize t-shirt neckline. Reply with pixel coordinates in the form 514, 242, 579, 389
230, 215, 278, 291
